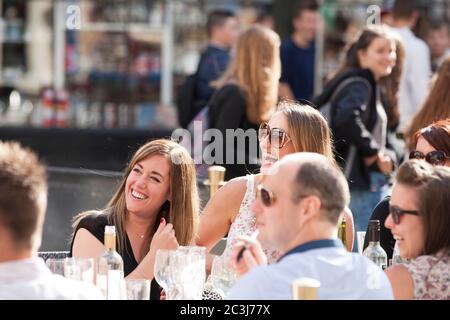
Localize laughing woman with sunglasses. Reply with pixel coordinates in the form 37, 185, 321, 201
197, 102, 355, 271
364, 119, 450, 258
384, 160, 450, 300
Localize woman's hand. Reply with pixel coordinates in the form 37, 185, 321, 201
149, 218, 179, 254
376, 154, 393, 174
230, 236, 267, 277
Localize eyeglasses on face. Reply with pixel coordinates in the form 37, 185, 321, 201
389, 205, 419, 224
409, 150, 449, 166
256, 184, 276, 207
258, 122, 291, 149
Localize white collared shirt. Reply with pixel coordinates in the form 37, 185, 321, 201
0, 258, 103, 300
390, 27, 432, 132
227, 247, 393, 300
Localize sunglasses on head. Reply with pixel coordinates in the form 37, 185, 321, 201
409, 150, 449, 166
258, 122, 291, 149
256, 184, 276, 207
389, 205, 419, 224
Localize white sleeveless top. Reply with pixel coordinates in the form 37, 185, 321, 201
221, 175, 280, 263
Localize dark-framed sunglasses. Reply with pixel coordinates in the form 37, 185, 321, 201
256, 184, 276, 207
258, 122, 291, 149
409, 150, 449, 166
389, 205, 419, 224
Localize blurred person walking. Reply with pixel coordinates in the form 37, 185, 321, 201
390, 0, 432, 132
208, 25, 280, 181
279, 0, 319, 102
313, 25, 398, 236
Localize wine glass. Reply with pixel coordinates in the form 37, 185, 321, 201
178, 246, 206, 299
154, 249, 176, 299
126, 279, 151, 300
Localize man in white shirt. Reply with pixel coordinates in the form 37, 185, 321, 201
390, 0, 431, 132
0, 141, 103, 300
227, 153, 393, 300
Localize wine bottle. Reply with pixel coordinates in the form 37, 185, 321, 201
363, 220, 388, 270
97, 225, 125, 299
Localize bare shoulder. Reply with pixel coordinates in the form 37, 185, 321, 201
72, 228, 105, 258
220, 176, 248, 196
202, 176, 248, 221
385, 264, 414, 300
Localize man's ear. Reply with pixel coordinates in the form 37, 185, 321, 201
301, 196, 321, 222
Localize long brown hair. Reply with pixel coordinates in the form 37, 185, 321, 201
73, 139, 199, 255
213, 25, 280, 124
278, 101, 336, 165
405, 58, 450, 151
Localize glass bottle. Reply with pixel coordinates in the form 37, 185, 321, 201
337, 216, 347, 247
363, 220, 388, 270
97, 225, 125, 299
391, 240, 407, 265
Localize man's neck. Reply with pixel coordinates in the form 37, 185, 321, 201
209, 39, 228, 50
292, 32, 311, 49
0, 250, 33, 263
280, 225, 336, 255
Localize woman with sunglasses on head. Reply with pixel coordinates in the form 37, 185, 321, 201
197, 102, 355, 270
384, 160, 450, 299
364, 119, 450, 258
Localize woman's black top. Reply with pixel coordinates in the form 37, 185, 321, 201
70, 213, 161, 300
363, 196, 395, 258
312, 68, 397, 190
208, 83, 261, 181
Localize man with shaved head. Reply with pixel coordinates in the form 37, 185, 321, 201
228, 153, 393, 299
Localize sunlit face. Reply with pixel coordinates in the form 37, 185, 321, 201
358, 36, 396, 79
250, 163, 301, 251
125, 155, 171, 218
415, 136, 450, 167
259, 112, 296, 173
293, 10, 318, 42
426, 27, 449, 58
220, 17, 239, 48
385, 183, 425, 259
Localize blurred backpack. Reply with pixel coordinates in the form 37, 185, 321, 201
314, 75, 372, 178
317, 76, 371, 129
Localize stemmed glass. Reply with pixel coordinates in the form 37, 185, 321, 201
154, 249, 177, 299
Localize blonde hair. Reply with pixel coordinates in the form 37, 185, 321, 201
73, 139, 199, 255
279, 101, 336, 165
213, 25, 280, 124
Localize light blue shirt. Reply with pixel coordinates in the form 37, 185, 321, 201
227, 243, 393, 300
